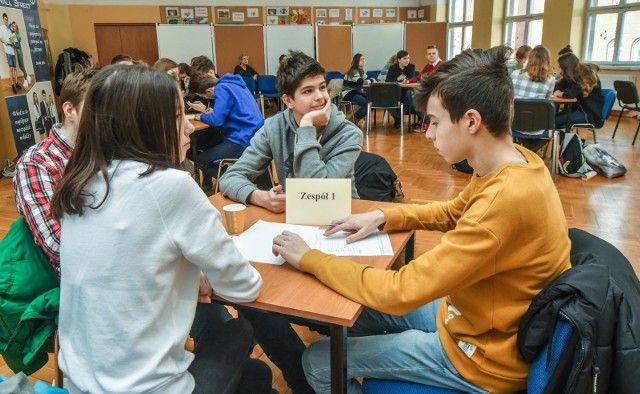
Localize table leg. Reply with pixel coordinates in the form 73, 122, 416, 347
329, 324, 347, 394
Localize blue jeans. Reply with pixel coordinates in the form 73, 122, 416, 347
555, 109, 587, 129
350, 93, 369, 119
301, 299, 488, 394
196, 138, 246, 188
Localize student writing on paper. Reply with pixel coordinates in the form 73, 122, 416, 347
219, 50, 363, 213
273, 47, 571, 393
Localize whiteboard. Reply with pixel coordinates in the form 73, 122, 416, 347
352, 23, 405, 76
264, 25, 315, 75
156, 24, 215, 65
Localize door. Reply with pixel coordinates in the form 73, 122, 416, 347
95, 24, 159, 66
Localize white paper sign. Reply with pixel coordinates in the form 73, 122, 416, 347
285, 178, 351, 225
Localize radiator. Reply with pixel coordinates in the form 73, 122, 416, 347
599, 74, 636, 111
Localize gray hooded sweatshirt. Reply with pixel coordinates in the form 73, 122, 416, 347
219, 104, 363, 203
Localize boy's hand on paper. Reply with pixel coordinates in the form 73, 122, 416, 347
249, 185, 286, 213
272, 231, 310, 270
187, 101, 207, 113
198, 272, 213, 303
324, 210, 386, 244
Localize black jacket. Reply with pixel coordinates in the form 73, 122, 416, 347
518, 229, 640, 393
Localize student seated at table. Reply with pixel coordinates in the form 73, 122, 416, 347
272, 46, 571, 394
342, 53, 377, 126
219, 50, 363, 394
152, 57, 179, 80
50, 64, 271, 394
234, 53, 259, 80
553, 52, 604, 129
219, 50, 363, 213
385, 50, 420, 128
189, 71, 264, 193
409, 45, 443, 83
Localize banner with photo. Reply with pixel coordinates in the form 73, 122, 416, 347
1, 1, 53, 155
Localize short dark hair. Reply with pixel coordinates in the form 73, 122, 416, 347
188, 71, 216, 94
152, 58, 178, 72
427, 45, 437, 50
276, 50, 325, 97
51, 65, 183, 219
414, 46, 514, 137
558, 45, 573, 56
110, 53, 132, 65
60, 67, 98, 114
396, 50, 409, 59
191, 55, 215, 74
41, 90, 46, 95
2, 13, 7, 19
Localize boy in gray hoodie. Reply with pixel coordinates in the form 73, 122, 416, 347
219, 50, 363, 213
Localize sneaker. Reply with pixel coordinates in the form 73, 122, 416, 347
413, 122, 430, 133
23, 78, 29, 87
2, 159, 16, 178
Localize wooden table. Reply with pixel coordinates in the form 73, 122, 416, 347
189, 118, 209, 131
208, 193, 415, 394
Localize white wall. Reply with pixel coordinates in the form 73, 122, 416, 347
41, 0, 434, 6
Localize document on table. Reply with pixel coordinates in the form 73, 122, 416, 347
232, 220, 393, 265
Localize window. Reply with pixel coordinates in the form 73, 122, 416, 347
448, 0, 474, 59
503, 0, 545, 49
584, 0, 640, 64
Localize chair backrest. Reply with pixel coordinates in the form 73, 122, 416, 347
326, 71, 344, 82
527, 319, 573, 394
613, 80, 639, 106
413, 70, 420, 77
257, 75, 278, 94
366, 70, 380, 80
369, 83, 402, 107
512, 99, 555, 133
241, 76, 257, 95
600, 88, 617, 121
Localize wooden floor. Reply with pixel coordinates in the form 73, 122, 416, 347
1, 113, 639, 392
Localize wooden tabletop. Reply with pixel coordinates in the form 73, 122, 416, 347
209, 193, 415, 326
551, 96, 577, 104
189, 118, 209, 131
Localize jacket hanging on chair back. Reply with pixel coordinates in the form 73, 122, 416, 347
354, 152, 403, 202
518, 229, 640, 394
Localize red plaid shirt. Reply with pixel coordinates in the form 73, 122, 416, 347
13, 124, 72, 276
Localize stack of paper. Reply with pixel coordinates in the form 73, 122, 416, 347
232, 220, 393, 265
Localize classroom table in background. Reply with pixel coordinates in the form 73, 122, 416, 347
208, 193, 416, 394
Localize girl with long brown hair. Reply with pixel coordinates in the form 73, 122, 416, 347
511, 45, 555, 100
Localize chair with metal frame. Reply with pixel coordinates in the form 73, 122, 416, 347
257, 75, 282, 116
569, 88, 616, 144
612, 80, 640, 145
366, 70, 381, 80
511, 98, 558, 178
212, 158, 276, 194
366, 83, 403, 135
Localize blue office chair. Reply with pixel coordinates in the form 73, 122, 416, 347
362, 318, 573, 394
326, 71, 345, 83
241, 76, 260, 102
570, 88, 616, 143
257, 75, 282, 116
366, 70, 381, 80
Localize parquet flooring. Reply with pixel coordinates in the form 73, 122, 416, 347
0, 113, 638, 393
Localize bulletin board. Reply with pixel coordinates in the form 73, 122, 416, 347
264, 25, 315, 75
400, 6, 432, 22
405, 22, 447, 67
213, 6, 263, 25
354, 7, 398, 24
213, 25, 265, 75
156, 24, 215, 65
160, 6, 211, 24
316, 24, 352, 73
352, 23, 404, 75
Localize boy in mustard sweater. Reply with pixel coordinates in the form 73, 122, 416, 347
272, 46, 572, 393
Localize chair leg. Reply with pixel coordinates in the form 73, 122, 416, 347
612, 108, 625, 139
366, 104, 371, 135
400, 104, 404, 134
551, 130, 559, 179
260, 96, 265, 117
633, 121, 640, 146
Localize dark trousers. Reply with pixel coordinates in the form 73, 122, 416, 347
189, 318, 272, 394
194, 131, 246, 188
238, 309, 317, 394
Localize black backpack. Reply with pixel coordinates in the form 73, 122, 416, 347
354, 152, 404, 202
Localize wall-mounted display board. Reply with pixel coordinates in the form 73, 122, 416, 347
352, 23, 404, 76
213, 25, 265, 75
405, 22, 447, 68
316, 24, 352, 73
265, 25, 314, 75
265, 6, 312, 26
400, 6, 432, 22
157, 24, 214, 65
213, 6, 262, 25
160, 6, 211, 25
312, 7, 394, 25
355, 7, 399, 25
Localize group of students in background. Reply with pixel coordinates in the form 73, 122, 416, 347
7, 38, 603, 393
339, 45, 443, 132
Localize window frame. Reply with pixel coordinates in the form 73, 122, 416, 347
503, 0, 545, 48
447, 0, 474, 60
584, 1, 640, 66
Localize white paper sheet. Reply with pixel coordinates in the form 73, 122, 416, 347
232, 220, 394, 265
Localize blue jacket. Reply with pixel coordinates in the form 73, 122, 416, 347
200, 73, 264, 148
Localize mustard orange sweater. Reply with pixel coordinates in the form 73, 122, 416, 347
300, 145, 571, 393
